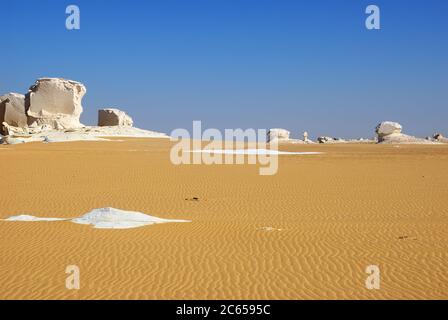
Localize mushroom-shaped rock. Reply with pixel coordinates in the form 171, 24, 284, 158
0, 93, 28, 134
98, 108, 134, 127
26, 78, 86, 130
376, 121, 436, 144
375, 121, 402, 142
267, 128, 290, 143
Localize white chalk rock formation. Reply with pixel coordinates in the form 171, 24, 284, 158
433, 133, 448, 143
0, 93, 28, 134
26, 78, 86, 130
317, 136, 335, 143
267, 128, 290, 143
376, 121, 436, 144
317, 136, 347, 143
376, 121, 402, 139
317, 136, 374, 144
98, 108, 134, 127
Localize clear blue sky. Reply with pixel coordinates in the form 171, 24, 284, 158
1, 0, 447, 138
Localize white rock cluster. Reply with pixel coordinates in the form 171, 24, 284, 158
267, 128, 316, 144
1, 78, 167, 144
1, 78, 86, 135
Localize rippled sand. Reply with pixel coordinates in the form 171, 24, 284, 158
0, 139, 447, 299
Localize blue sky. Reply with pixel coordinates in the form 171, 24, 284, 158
1, 0, 447, 138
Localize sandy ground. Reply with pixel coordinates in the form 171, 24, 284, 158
0, 139, 447, 300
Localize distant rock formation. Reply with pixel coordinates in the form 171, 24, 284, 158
318, 136, 337, 144
0, 93, 27, 131
317, 136, 350, 144
98, 108, 133, 127
433, 133, 443, 140
267, 128, 316, 144
317, 136, 375, 144
375, 121, 437, 144
303, 131, 309, 142
267, 128, 290, 143
376, 121, 402, 138
26, 78, 86, 130
432, 133, 448, 143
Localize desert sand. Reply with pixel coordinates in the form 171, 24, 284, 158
1, 139, 447, 300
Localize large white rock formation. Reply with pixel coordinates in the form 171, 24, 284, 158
0, 93, 28, 134
267, 128, 290, 143
375, 121, 402, 139
98, 108, 133, 127
376, 121, 436, 144
26, 78, 86, 130
0, 78, 169, 145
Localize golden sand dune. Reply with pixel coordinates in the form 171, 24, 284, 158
0, 140, 447, 299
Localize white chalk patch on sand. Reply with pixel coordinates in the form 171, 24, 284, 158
2, 126, 169, 144
43, 133, 109, 143
189, 149, 323, 155
2, 208, 190, 229
259, 226, 282, 232
71, 207, 191, 229
4, 215, 67, 222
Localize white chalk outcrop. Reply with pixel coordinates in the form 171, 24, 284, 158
267, 129, 315, 144
432, 133, 448, 143
316, 136, 375, 144
375, 121, 437, 144
267, 128, 290, 143
26, 78, 86, 130
0, 93, 28, 133
0, 77, 168, 144
0, 125, 168, 144
376, 121, 402, 137
98, 108, 133, 127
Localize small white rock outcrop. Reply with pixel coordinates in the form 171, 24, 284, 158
98, 108, 134, 127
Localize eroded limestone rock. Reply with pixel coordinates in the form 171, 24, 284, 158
0, 93, 27, 134
267, 128, 290, 143
26, 78, 86, 130
98, 108, 134, 127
